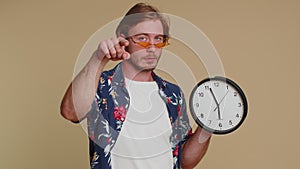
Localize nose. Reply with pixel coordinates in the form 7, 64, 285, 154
146, 38, 157, 52
146, 44, 156, 52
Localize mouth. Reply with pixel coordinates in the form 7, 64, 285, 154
145, 57, 156, 61
143, 56, 157, 62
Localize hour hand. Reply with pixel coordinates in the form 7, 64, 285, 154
209, 88, 219, 107
210, 88, 221, 119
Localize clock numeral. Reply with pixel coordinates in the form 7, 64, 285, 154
195, 103, 199, 107
229, 120, 233, 126
236, 113, 240, 118
238, 102, 242, 107
234, 92, 237, 97
208, 120, 212, 126
214, 82, 219, 87
200, 113, 204, 118
198, 92, 204, 97
226, 85, 229, 90
205, 86, 210, 90
218, 122, 222, 128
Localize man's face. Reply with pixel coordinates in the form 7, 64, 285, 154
126, 19, 164, 71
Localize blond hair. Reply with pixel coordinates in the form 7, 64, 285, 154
116, 3, 169, 38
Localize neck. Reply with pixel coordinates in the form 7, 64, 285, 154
122, 62, 154, 82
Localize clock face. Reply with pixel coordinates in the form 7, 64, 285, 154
190, 77, 248, 134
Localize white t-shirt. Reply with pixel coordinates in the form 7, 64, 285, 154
110, 78, 173, 169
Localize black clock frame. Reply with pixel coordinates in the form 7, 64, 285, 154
189, 76, 248, 135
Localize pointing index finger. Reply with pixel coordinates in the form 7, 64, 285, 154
118, 36, 129, 47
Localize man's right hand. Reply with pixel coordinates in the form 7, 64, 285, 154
60, 36, 130, 123
96, 36, 130, 61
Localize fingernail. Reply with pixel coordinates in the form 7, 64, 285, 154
123, 53, 129, 60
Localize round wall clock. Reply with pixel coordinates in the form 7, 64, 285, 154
190, 76, 248, 134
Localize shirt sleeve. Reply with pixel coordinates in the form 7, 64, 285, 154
180, 89, 193, 143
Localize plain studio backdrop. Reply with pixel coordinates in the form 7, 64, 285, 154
0, 0, 299, 168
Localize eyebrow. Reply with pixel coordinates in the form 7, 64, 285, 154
131, 33, 165, 37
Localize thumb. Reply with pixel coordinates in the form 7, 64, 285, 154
121, 46, 130, 60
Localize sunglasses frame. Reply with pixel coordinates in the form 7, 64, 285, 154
128, 34, 170, 49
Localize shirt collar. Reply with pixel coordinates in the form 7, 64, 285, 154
111, 62, 167, 89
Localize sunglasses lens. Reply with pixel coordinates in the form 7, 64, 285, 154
155, 43, 165, 48
135, 41, 169, 48
137, 42, 151, 48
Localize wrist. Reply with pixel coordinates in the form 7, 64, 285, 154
92, 51, 109, 66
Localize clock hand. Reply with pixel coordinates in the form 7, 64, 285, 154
213, 90, 229, 112
209, 88, 219, 105
217, 105, 221, 120
209, 88, 221, 120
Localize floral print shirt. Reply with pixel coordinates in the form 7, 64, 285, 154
85, 63, 192, 169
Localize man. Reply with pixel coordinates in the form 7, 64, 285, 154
61, 3, 211, 169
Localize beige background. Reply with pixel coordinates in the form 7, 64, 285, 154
1, 0, 299, 168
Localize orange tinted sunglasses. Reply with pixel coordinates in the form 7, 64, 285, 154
128, 34, 170, 48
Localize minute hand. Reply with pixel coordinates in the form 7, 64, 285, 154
210, 88, 221, 120
213, 90, 229, 112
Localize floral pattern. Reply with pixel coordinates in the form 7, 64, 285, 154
113, 105, 126, 122
86, 63, 192, 169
